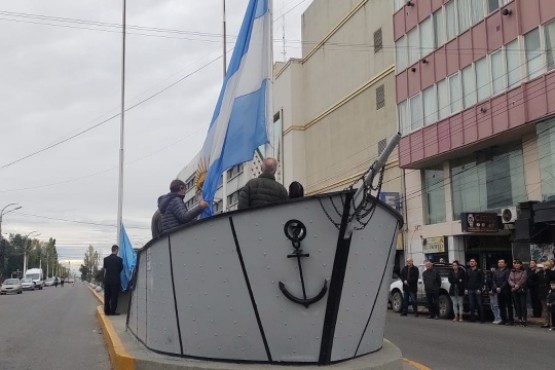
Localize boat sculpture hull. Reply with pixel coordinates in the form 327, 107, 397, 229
127, 190, 402, 365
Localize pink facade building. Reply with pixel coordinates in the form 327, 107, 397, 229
394, 0, 555, 266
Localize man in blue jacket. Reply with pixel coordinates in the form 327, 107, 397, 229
158, 179, 208, 234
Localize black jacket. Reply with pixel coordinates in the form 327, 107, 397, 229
238, 173, 288, 210
448, 269, 465, 296
493, 267, 511, 292
400, 265, 419, 293
465, 267, 484, 291
422, 268, 441, 293
103, 254, 123, 285
158, 192, 203, 233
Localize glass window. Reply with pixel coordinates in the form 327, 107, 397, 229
396, 35, 407, 71
420, 17, 434, 57
423, 167, 447, 224
462, 64, 477, 108
506, 39, 521, 89
545, 21, 555, 71
491, 49, 507, 95
438, 79, 449, 120
398, 101, 409, 134
407, 27, 420, 66
423, 85, 438, 125
458, 0, 471, 34
537, 118, 555, 200
525, 28, 543, 79
487, 0, 499, 13
449, 73, 463, 113
433, 8, 445, 48
394, 0, 405, 12
470, 0, 484, 25
446, 1, 458, 41
410, 94, 423, 131
451, 144, 526, 219
476, 57, 491, 102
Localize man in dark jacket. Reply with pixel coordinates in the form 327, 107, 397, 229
400, 258, 419, 317
158, 180, 208, 234
422, 260, 441, 319
465, 258, 485, 323
103, 244, 123, 316
238, 157, 288, 210
493, 259, 513, 325
527, 259, 541, 317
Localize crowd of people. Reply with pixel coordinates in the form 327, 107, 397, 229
400, 257, 555, 330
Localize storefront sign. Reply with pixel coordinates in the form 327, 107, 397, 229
461, 212, 500, 233
423, 236, 446, 254
379, 192, 400, 212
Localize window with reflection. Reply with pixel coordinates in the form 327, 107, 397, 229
423, 167, 446, 224
537, 118, 555, 200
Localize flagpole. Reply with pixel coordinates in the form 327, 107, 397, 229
116, 0, 127, 243
221, 0, 228, 212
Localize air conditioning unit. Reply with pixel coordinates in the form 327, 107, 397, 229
501, 207, 517, 224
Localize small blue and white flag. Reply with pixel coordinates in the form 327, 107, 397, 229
119, 224, 137, 291
199, 0, 272, 217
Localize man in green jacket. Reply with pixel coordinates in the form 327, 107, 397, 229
238, 157, 288, 210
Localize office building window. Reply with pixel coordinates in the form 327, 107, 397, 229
470, 0, 485, 25
398, 100, 409, 134
462, 64, 477, 108
374, 28, 383, 53
506, 39, 521, 88
420, 17, 434, 57
407, 27, 420, 66
438, 79, 449, 120
226, 164, 243, 179
457, 0, 471, 34
376, 84, 385, 110
423, 167, 446, 224
451, 143, 526, 219
545, 20, 555, 71
537, 118, 555, 200
525, 28, 543, 79
476, 57, 491, 102
449, 72, 463, 113
445, 1, 458, 41
396, 35, 407, 71
410, 94, 423, 131
423, 85, 438, 125
227, 191, 239, 207
491, 49, 507, 95
433, 8, 445, 48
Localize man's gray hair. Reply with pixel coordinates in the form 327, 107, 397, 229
261, 157, 278, 175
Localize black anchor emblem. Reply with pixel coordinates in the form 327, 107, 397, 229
278, 219, 328, 308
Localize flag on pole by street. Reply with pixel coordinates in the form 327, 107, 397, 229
198, 0, 272, 217
119, 223, 137, 291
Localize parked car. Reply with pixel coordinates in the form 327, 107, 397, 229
44, 277, 55, 287
1, 278, 23, 295
20, 278, 36, 291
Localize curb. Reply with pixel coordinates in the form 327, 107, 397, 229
89, 287, 136, 370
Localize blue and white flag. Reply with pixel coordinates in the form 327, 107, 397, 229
199, 0, 272, 217
119, 224, 137, 291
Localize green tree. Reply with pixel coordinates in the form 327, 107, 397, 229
80, 245, 100, 282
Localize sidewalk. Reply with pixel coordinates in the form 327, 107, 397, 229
88, 287, 426, 370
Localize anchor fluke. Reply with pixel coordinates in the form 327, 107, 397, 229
279, 280, 328, 308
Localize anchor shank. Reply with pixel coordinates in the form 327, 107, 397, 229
296, 256, 308, 300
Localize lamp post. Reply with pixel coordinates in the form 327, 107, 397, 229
0, 203, 22, 276
22, 231, 40, 278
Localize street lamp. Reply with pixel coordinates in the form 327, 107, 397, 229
22, 231, 40, 278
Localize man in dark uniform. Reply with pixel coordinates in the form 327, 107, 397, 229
103, 244, 123, 316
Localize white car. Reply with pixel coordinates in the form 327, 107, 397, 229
20, 278, 36, 291
1, 278, 23, 295
388, 264, 453, 319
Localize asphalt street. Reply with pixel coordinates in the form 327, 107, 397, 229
384, 310, 555, 370
0, 283, 110, 370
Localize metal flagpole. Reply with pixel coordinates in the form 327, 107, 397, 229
117, 0, 127, 243
221, 0, 228, 212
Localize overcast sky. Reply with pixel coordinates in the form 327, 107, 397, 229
0, 0, 311, 266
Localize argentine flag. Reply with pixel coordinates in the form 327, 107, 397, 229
200, 0, 272, 217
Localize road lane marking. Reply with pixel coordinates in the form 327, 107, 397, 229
403, 357, 432, 370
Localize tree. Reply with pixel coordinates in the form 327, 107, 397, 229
80, 245, 100, 282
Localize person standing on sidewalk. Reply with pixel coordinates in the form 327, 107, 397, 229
103, 244, 123, 316
539, 260, 554, 328
465, 258, 485, 323
509, 259, 528, 326
448, 260, 465, 322
400, 258, 419, 317
423, 260, 441, 319
493, 259, 513, 325
486, 265, 502, 324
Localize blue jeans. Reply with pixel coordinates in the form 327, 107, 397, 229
468, 290, 484, 321
451, 295, 463, 316
490, 293, 501, 322
402, 290, 417, 315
